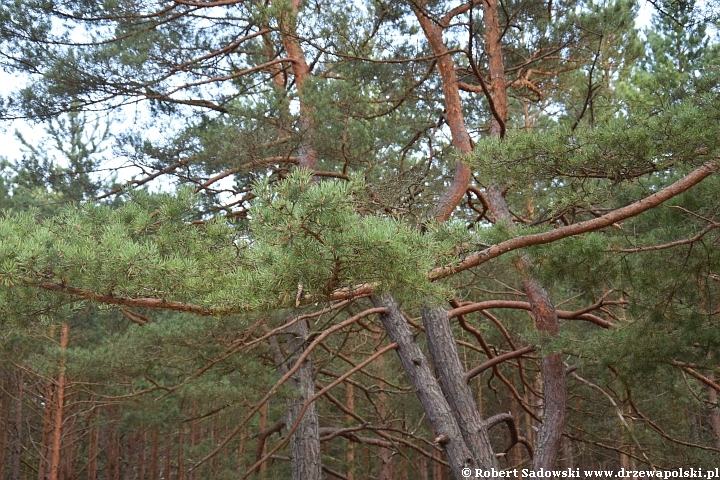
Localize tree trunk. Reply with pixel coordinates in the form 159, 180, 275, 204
49, 323, 68, 480
375, 332, 395, 480
422, 305, 498, 470
345, 383, 355, 480
257, 401, 268, 479
163, 444, 171, 480
177, 427, 185, 480
38, 384, 54, 479
88, 428, 99, 480
411, 1, 472, 222
285, 318, 322, 480
12, 372, 25, 480
371, 293, 480, 480
708, 376, 720, 450
519, 271, 566, 472
273, 0, 317, 170
0, 379, 10, 480
419, 454, 428, 480
138, 431, 147, 480
149, 429, 159, 480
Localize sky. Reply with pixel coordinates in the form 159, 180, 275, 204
0, 0, 658, 179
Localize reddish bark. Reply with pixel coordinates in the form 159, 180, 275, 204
274, 0, 317, 170
11, 372, 24, 480
482, 0, 508, 138
412, 1, 473, 222
88, 427, 99, 480
465, 346, 536, 382
0, 381, 9, 480
49, 323, 69, 480
345, 383, 355, 480
429, 161, 719, 281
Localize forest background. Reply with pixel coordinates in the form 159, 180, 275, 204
0, 0, 719, 479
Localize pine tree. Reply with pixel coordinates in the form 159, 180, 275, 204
0, 1, 718, 478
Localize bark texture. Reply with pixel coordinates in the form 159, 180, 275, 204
371, 294, 476, 480
285, 318, 322, 480
412, 2, 472, 221
422, 305, 498, 470
518, 264, 566, 471
49, 323, 69, 480
275, 0, 317, 170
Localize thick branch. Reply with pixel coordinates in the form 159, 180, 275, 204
35, 281, 219, 315
430, 161, 719, 281
412, 1, 473, 221
484, 413, 534, 458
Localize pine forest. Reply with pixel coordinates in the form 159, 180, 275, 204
0, 0, 719, 478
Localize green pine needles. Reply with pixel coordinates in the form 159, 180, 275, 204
0, 170, 469, 322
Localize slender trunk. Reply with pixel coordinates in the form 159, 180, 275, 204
433, 444, 443, 480
345, 383, 355, 480
49, 323, 68, 480
0, 380, 10, 480
375, 333, 394, 480
190, 406, 198, 480
709, 375, 720, 450
62, 430, 76, 480
419, 455, 428, 480
38, 386, 54, 479
106, 426, 118, 480
138, 431, 147, 480
39, 327, 57, 480
163, 443, 171, 480
149, 429, 159, 480
12, 372, 25, 480
258, 401, 268, 479
177, 427, 185, 480
371, 294, 478, 480
88, 428, 99, 480
285, 318, 322, 480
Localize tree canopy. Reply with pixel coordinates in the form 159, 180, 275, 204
0, 0, 719, 479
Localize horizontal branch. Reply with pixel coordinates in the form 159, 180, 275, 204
466, 346, 535, 383
35, 281, 220, 316
95, 157, 193, 200
448, 300, 615, 328
429, 161, 719, 281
